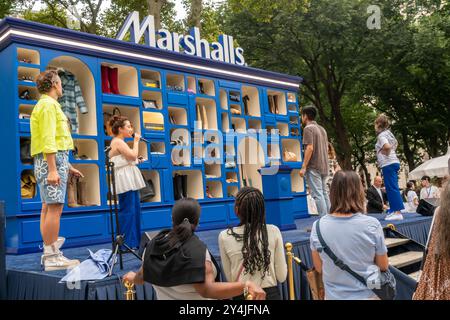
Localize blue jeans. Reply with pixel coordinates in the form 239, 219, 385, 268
381, 163, 405, 213
305, 169, 330, 217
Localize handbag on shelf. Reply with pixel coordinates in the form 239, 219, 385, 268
140, 173, 156, 201
21, 172, 36, 199
142, 100, 159, 110
283, 148, 297, 162
229, 91, 241, 102
20, 139, 32, 164
103, 107, 121, 136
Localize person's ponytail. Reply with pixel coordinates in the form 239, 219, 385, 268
166, 198, 201, 248
167, 218, 193, 247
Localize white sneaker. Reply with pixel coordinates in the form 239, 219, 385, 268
43, 253, 80, 272
41, 242, 80, 271
385, 212, 404, 221
40, 237, 66, 266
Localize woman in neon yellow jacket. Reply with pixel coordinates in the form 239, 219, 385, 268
31, 69, 83, 271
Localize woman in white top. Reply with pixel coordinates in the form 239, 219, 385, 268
108, 115, 146, 249
374, 114, 405, 221
404, 181, 419, 212
219, 187, 287, 300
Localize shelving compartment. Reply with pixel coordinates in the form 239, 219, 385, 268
220, 89, 228, 110
171, 147, 191, 167
18, 85, 39, 101
73, 139, 99, 161
248, 119, 262, 132
206, 181, 223, 198
150, 142, 166, 155
48, 56, 98, 135
103, 104, 141, 135
168, 107, 188, 126
227, 185, 238, 198
166, 73, 185, 91
242, 86, 261, 116
187, 76, 197, 94
140, 170, 161, 202
18, 66, 40, 83
198, 78, 215, 96
231, 117, 246, 133
205, 163, 222, 178
142, 111, 164, 132
287, 92, 297, 103
237, 136, 265, 191
172, 170, 204, 199
196, 97, 218, 130
226, 172, 238, 184
71, 164, 101, 206
19, 137, 33, 164
267, 90, 287, 115
221, 113, 230, 132
17, 48, 40, 65
277, 122, 289, 137
282, 139, 302, 162
291, 169, 305, 193
142, 91, 163, 110
20, 170, 37, 200
101, 62, 138, 97
140, 69, 161, 89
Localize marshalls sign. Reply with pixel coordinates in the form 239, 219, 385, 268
117, 11, 246, 66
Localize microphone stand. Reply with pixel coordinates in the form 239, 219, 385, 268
104, 146, 141, 276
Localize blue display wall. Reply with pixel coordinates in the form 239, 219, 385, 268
0, 17, 308, 254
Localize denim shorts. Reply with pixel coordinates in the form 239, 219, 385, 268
34, 151, 69, 204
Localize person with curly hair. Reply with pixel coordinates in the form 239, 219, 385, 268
218, 187, 287, 300
31, 70, 83, 271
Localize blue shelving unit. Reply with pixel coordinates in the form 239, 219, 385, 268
0, 17, 308, 254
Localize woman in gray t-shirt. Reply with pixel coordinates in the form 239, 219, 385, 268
310, 170, 389, 300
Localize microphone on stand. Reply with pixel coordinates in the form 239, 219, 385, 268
132, 133, 149, 143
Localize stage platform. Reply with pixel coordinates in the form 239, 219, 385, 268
5, 213, 431, 300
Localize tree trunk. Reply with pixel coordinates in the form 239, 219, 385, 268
400, 129, 416, 172
147, 0, 166, 30
187, 0, 202, 29
329, 108, 353, 170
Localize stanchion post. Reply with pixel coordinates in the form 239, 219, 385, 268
285, 242, 295, 300
0, 201, 6, 300
124, 281, 135, 300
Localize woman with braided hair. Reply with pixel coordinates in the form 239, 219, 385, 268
219, 187, 287, 299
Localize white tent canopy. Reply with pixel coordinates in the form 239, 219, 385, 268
408, 146, 450, 180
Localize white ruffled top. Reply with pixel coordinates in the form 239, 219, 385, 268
110, 154, 145, 194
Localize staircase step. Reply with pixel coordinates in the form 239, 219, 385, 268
389, 251, 423, 268
385, 237, 411, 248
409, 271, 421, 281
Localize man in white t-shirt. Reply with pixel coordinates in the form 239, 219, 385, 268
420, 175, 440, 200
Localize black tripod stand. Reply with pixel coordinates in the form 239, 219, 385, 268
104, 146, 141, 276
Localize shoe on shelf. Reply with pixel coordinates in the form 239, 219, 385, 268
20, 90, 31, 100
385, 212, 404, 221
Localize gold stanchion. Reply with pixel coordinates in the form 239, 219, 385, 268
387, 223, 397, 231
124, 281, 136, 300
285, 242, 295, 300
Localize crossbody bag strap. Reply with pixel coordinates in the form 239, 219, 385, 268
316, 219, 367, 286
